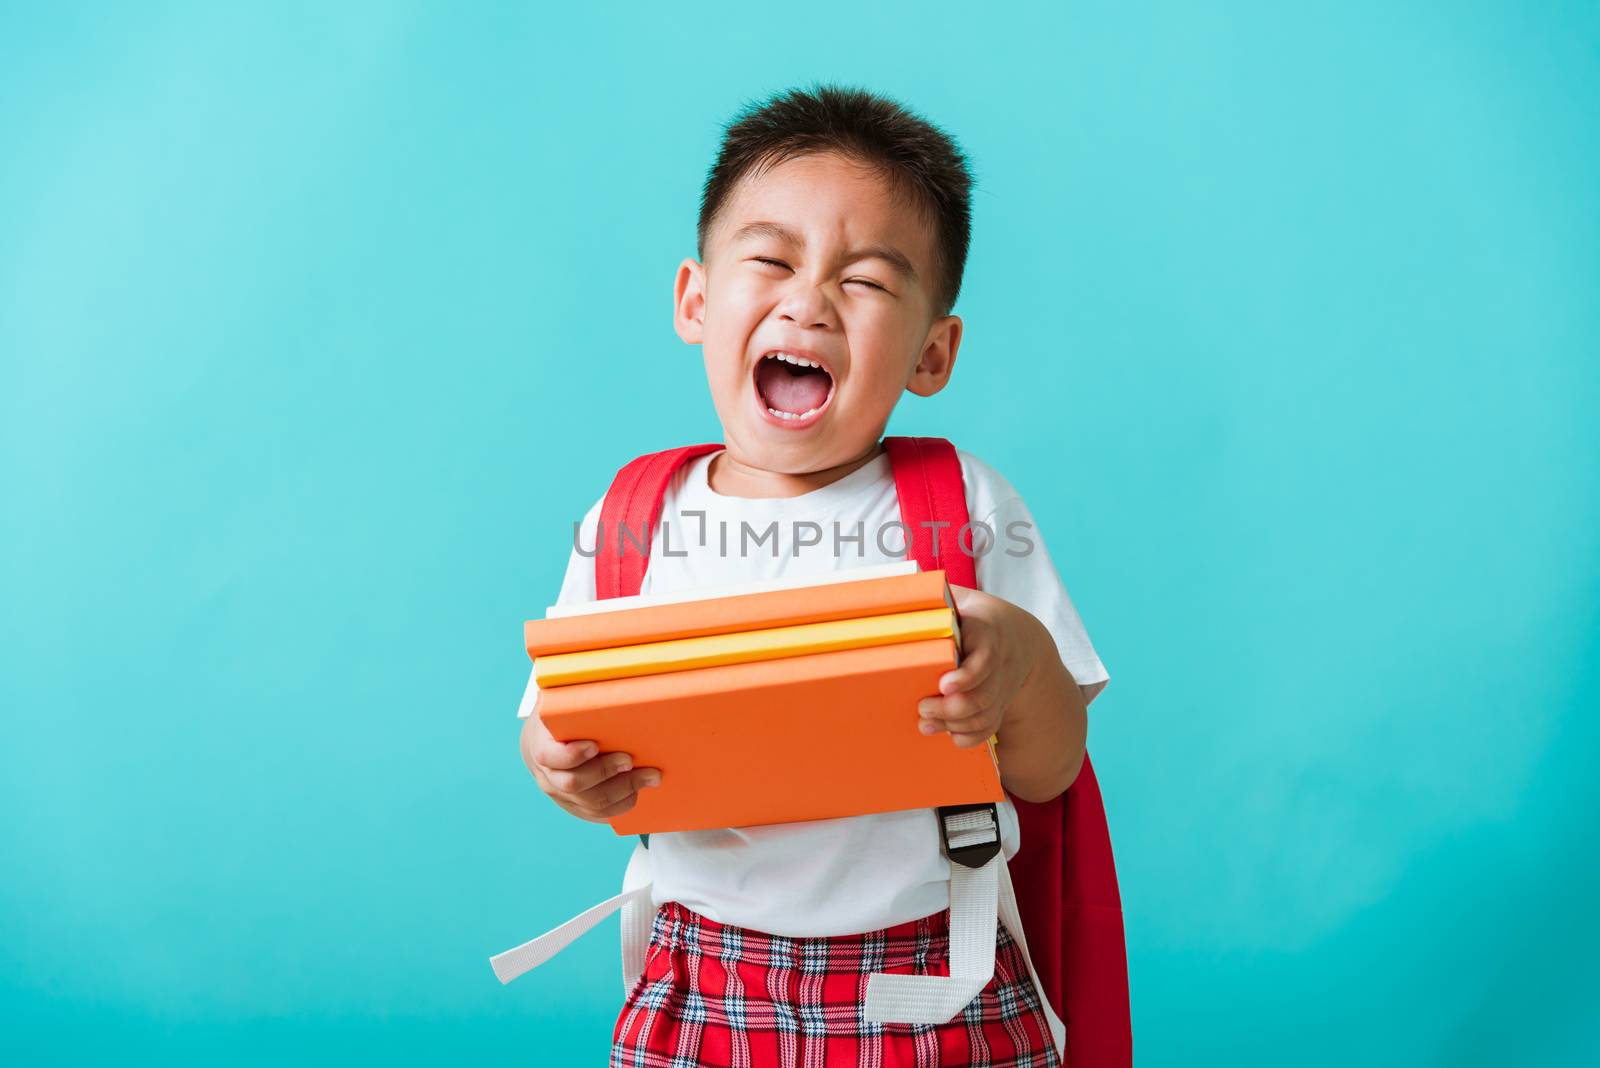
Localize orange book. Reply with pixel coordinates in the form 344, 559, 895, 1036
525, 565, 953, 659
534, 607, 960, 686
537, 637, 1003, 835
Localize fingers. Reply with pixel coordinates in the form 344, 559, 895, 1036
522, 721, 663, 819
919, 687, 1001, 740
949, 731, 994, 749
937, 644, 992, 695
528, 719, 599, 772
572, 768, 664, 820
918, 685, 992, 727
584, 769, 665, 819
545, 751, 634, 796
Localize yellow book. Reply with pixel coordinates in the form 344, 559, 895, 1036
534, 607, 962, 687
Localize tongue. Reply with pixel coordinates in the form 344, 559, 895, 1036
757, 360, 831, 415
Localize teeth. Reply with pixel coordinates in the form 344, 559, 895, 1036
767, 406, 821, 421
765, 351, 823, 370
757, 352, 830, 422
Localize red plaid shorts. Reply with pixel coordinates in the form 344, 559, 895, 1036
611, 901, 1061, 1068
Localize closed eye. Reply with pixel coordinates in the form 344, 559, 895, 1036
751, 258, 888, 294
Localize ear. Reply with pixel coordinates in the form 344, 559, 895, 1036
905, 314, 962, 397
674, 257, 707, 345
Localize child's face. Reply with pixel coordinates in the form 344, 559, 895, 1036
674, 151, 962, 477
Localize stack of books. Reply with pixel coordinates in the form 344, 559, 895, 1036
525, 561, 1004, 835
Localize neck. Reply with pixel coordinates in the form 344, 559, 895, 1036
708, 441, 885, 499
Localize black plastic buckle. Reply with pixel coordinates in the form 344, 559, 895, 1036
937, 802, 1001, 869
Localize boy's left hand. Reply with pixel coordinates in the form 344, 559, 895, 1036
917, 584, 1040, 749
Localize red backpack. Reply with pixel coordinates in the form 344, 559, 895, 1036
592, 436, 1132, 1067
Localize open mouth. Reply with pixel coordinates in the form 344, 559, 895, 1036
753, 350, 836, 427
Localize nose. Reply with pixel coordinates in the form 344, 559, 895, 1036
775, 279, 837, 331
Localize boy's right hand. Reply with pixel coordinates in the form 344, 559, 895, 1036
520, 703, 662, 822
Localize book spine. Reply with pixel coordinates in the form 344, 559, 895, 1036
524, 571, 951, 659
536, 607, 958, 687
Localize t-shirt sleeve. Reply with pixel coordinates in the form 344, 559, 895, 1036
516, 495, 604, 719
972, 493, 1110, 707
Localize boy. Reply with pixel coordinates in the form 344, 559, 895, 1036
517, 84, 1108, 1067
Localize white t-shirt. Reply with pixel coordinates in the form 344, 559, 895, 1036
518, 444, 1109, 937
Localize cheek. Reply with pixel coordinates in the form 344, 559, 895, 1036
843, 299, 914, 340
705, 277, 771, 343
713, 270, 773, 313
839, 311, 917, 387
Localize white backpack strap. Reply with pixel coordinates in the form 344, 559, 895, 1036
489, 840, 655, 988
995, 851, 1067, 1062
862, 806, 1000, 1023
863, 805, 1066, 1065
617, 839, 655, 994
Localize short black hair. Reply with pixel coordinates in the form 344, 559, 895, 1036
697, 83, 974, 317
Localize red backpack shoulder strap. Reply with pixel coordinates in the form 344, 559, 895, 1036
883, 434, 1133, 1068
882, 436, 976, 587
594, 443, 723, 599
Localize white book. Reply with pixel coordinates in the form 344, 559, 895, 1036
543, 560, 920, 618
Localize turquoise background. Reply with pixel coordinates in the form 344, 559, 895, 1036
3, 1, 1596, 1064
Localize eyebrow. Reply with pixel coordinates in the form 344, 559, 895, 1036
729, 220, 919, 284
